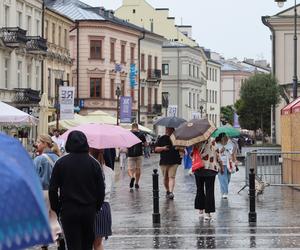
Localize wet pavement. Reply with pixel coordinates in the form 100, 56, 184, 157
29, 154, 300, 249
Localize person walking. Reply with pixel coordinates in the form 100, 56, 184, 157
215, 133, 234, 199
51, 129, 65, 153
49, 131, 105, 250
127, 123, 146, 190
119, 147, 128, 169
33, 135, 61, 249
155, 127, 182, 200
193, 139, 223, 220
90, 149, 114, 250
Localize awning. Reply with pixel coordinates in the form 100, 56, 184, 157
281, 97, 300, 115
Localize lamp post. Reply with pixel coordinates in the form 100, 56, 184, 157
276, 0, 298, 99
199, 105, 204, 118
115, 86, 121, 125
162, 92, 169, 117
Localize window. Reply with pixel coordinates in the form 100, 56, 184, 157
148, 55, 152, 70
130, 46, 135, 64
58, 26, 62, 46
197, 94, 199, 109
209, 90, 212, 103
148, 87, 152, 105
131, 89, 135, 101
110, 79, 115, 99
189, 92, 191, 107
206, 89, 208, 102
27, 63, 31, 88
17, 11, 22, 28
215, 91, 217, 103
154, 56, 158, 70
90, 40, 102, 59
141, 54, 145, 71
121, 80, 125, 96
4, 6, 9, 27
150, 21, 154, 32
45, 21, 48, 39
110, 40, 115, 62
90, 78, 102, 98
162, 64, 169, 75
36, 19, 40, 36
64, 29, 68, 48
4, 58, 9, 89
209, 68, 212, 81
189, 64, 191, 76
154, 88, 158, 105
193, 65, 195, 77
52, 23, 55, 44
17, 61, 22, 88
27, 16, 31, 35
193, 93, 195, 109
121, 44, 126, 64
48, 68, 51, 98
197, 67, 199, 78
133, 9, 136, 13
35, 65, 40, 90
141, 87, 145, 106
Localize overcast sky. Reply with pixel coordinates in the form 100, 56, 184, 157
81, 0, 294, 62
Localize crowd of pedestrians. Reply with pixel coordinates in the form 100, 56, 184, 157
31, 120, 239, 249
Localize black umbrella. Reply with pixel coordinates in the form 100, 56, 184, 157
154, 116, 187, 128
170, 118, 216, 147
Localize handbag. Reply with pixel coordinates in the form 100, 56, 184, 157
191, 147, 204, 172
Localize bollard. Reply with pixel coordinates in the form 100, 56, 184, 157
248, 168, 257, 223
152, 168, 160, 224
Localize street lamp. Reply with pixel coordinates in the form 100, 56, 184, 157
199, 105, 204, 118
115, 86, 121, 125
162, 92, 169, 117
276, 0, 298, 100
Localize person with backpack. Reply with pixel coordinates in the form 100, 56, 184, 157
33, 134, 61, 249
127, 123, 146, 190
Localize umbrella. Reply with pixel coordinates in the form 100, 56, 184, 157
61, 123, 141, 149
0, 133, 52, 250
211, 125, 240, 138
170, 118, 216, 147
154, 117, 186, 128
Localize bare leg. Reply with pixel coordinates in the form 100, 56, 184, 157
135, 167, 141, 184
169, 177, 176, 193
93, 237, 104, 250
163, 173, 169, 192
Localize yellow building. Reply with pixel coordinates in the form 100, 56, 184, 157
115, 0, 197, 47
44, 7, 73, 126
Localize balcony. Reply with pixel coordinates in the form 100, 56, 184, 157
0, 27, 27, 48
147, 104, 162, 115
26, 36, 47, 54
147, 69, 162, 81
14, 88, 40, 104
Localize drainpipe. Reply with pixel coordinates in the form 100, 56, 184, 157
76, 21, 79, 106
138, 31, 145, 123
41, 1, 45, 94
262, 16, 276, 144
177, 46, 180, 117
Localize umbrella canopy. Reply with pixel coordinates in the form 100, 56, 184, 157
38, 93, 49, 135
120, 123, 153, 133
171, 118, 216, 147
85, 110, 117, 125
0, 101, 38, 125
154, 116, 186, 128
61, 123, 141, 149
48, 113, 88, 129
211, 125, 240, 138
0, 133, 52, 250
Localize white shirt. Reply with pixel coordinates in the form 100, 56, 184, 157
103, 165, 114, 203
51, 136, 65, 149
216, 140, 233, 166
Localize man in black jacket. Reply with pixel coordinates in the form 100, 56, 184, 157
49, 131, 105, 250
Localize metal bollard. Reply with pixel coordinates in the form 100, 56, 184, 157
248, 168, 257, 223
152, 168, 160, 224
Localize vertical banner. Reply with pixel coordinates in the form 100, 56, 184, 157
233, 112, 240, 128
59, 86, 75, 120
130, 64, 136, 89
120, 96, 132, 123
167, 105, 178, 117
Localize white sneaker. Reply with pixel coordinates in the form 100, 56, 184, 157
204, 213, 211, 220
222, 194, 228, 199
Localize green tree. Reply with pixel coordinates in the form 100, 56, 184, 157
235, 73, 280, 140
220, 105, 234, 125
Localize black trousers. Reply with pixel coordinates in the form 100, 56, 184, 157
194, 174, 216, 213
60, 204, 96, 250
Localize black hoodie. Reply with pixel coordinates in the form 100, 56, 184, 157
49, 131, 105, 215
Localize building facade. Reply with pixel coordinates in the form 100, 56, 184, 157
44, 7, 73, 122
162, 42, 207, 121
115, 0, 197, 47
0, 0, 46, 114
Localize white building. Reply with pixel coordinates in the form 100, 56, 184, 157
0, 0, 46, 113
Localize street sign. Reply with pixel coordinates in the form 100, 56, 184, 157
59, 86, 75, 120
115, 63, 122, 72
167, 105, 178, 117
120, 96, 132, 123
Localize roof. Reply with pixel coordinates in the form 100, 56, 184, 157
162, 41, 189, 48
281, 97, 300, 115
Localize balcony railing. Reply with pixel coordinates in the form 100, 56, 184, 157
14, 88, 40, 104
26, 36, 47, 53
147, 104, 162, 115
147, 69, 162, 80
0, 27, 27, 47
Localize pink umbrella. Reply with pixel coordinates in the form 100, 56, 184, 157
61, 123, 141, 149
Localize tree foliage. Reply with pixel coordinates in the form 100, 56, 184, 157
235, 73, 280, 136
220, 105, 234, 125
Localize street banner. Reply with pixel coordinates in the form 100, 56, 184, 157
120, 96, 132, 123
59, 86, 75, 120
130, 64, 136, 89
167, 105, 178, 117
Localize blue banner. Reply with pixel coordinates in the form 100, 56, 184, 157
120, 96, 132, 123
130, 64, 136, 89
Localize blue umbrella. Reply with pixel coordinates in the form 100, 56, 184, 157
0, 133, 52, 250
